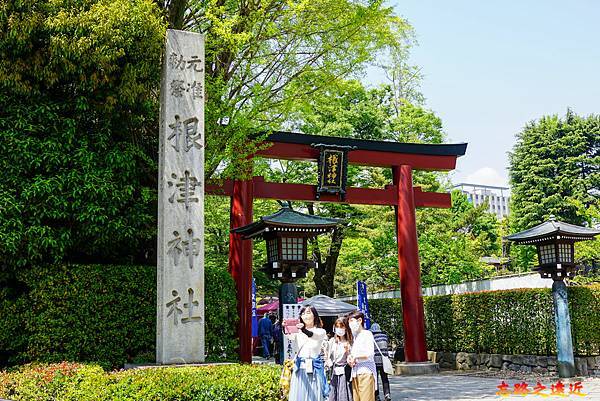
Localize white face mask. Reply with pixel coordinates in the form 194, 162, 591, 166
334, 327, 346, 337
349, 320, 361, 333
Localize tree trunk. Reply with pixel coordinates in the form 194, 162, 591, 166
164, 0, 188, 29
307, 203, 345, 297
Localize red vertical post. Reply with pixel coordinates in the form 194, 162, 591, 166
228, 178, 254, 363
393, 165, 427, 362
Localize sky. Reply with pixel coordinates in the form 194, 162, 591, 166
369, 0, 600, 188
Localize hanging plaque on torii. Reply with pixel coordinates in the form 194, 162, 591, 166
312, 143, 355, 201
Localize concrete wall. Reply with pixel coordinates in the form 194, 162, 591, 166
337, 272, 552, 302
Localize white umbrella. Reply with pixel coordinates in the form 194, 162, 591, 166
300, 294, 358, 317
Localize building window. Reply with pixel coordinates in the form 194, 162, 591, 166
539, 244, 555, 265
282, 237, 303, 261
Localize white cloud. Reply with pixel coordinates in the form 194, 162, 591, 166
464, 167, 508, 188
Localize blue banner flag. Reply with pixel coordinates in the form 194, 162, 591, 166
251, 278, 258, 337
356, 280, 371, 329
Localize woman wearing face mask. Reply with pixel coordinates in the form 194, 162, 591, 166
346, 310, 376, 401
326, 317, 353, 401
285, 306, 329, 401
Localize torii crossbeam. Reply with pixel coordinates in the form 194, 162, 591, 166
206, 131, 467, 363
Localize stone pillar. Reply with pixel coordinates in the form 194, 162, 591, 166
552, 280, 576, 378
157, 29, 205, 364
393, 165, 427, 363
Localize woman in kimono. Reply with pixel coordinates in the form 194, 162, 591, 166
285, 305, 329, 401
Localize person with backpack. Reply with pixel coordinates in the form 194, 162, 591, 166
369, 323, 391, 401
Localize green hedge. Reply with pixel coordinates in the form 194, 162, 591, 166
370, 285, 600, 357
569, 285, 600, 356
0, 362, 280, 401
0, 264, 238, 368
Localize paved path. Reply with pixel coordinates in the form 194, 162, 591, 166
253, 358, 600, 400
387, 372, 600, 400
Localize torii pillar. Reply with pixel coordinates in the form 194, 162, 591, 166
393, 165, 429, 366
228, 178, 254, 364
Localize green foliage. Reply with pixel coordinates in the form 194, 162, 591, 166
291, 79, 443, 144
0, 264, 238, 368
568, 285, 600, 356
416, 191, 500, 287
368, 298, 404, 348
371, 285, 600, 356
184, 0, 414, 178
509, 110, 600, 268
510, 110, 599, 231
0, 0, 166, 277
204, 264, 239, 360
0, 362, 280, 401
204, 195, 282, 295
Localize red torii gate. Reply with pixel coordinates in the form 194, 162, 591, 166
206, 132, 467, 363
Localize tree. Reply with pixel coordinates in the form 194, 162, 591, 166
0, 0, 166, 279
416, 192, 499, 286
509, 110, 600, 269
509, 110, 599, 231
156, 0, 413, 179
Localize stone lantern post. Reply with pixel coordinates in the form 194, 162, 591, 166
505, 216, 599, 377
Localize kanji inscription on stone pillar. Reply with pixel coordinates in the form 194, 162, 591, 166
157, 29, 205, 364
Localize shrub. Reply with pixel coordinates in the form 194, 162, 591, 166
369, 298, 404, 348
0, 263, 238, 368
0, 363, 280, 401
0, 0, 165, 275
569, 285, 600, 356
370, 285, 600, 356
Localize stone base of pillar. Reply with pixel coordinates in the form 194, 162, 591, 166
558, 360, 576, 378
124, 362, 234, 370
395, 362, 440, 375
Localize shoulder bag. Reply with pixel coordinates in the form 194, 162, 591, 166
373, 338, 394, 375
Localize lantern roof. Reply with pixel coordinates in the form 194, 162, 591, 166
505, 216, 600, 244
232, 207, 343, 239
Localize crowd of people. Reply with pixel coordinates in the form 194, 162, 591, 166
278, 307, 392, 401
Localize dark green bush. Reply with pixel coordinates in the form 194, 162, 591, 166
0, 362, 280, 401
370, 285, 600, 356
0, 0, 165, 275
0, 263, 238, 368
569, 285, 600, 356
369, 299, 404, 348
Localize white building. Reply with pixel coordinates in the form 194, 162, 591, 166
453, 183, 510, 219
